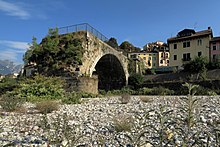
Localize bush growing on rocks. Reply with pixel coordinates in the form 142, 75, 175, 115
36, 100, 59, 114
0, 77, 18, 96
139, 96, 153, 103
39, 112, 83, 146
0, 91, 24, 112
137, 86, 175, 95
119, 93, 131, 104
113, 116, 134, 132
195, 86, 217, 96
62, 92, 81, 104
151, 86, 175, 95
19, 74, 65, 102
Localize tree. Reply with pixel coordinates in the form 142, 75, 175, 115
119, 41, 140, 53
128, 73, 144, 89
183, 56, 208, 80
23, 28, 84, 76
106, 37, 119, 49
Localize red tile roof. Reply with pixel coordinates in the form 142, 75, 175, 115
168, 29, 213, 42
210, 37, 220, 42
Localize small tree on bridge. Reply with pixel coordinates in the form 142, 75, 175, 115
23, 28, 84, 76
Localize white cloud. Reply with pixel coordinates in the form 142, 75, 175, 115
0, 40, 29, 50
0, 49, 18, 61
0, 0, 30, 19
0, 40, 29, 64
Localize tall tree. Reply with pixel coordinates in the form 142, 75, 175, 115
106, 37, 119, 49
119, 41, 140, 53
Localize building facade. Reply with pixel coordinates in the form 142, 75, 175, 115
128, 50, 169, 70
210, 37, 220, 63
167, 27, 213, 69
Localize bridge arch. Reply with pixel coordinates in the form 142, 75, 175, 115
89, 53, 128, 90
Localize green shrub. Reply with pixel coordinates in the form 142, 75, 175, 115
128, 73, 144, 89
120, 86, 135, 95
80, 92, 97, 98
36, 100, 59, 114
62, 92, 81, 104
106, 90, 122, 95
0, 77, 18, 96
0, 91, 24, 112
138, 87, 153, 95
195, 86, 217, 96
19, 74, 65, 102
99, 90, 106, 95
138, 86, 174, 95
151, 86, 175, 95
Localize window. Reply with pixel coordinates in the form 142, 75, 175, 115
143, 57, 146, 60
148, 57, 151, 60
153, 63, 156, 67
160, 60, 163, 64
213, 43, 216, 50
153, 57, 156, 61
148, 61, 151, 66
183, 53, 191, 61
174, 55, 177, 60
187, 41, 190, 47
197, 39, 202, 45
213, 55, 216, 60
130, 54, 137, 59
198, 52, 202, 57
183, 41, 190, 48
174, 44, 177, 49
161, 53, 164, 57
165, 53, 169, 58
167, 60, 169, 63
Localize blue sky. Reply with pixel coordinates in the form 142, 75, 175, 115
0, 0, 220, 64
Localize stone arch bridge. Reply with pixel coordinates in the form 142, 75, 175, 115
58, 23, 129, 93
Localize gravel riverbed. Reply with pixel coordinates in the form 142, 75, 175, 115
0, 96, 220, 146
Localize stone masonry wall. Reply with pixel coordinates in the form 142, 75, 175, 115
65, 76, 98, 94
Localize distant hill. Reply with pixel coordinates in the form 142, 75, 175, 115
0, 60, 23, 75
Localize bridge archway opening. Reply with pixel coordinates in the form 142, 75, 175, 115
92, 54, 126, 91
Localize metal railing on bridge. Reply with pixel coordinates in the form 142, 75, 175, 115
57, 23, 109, 42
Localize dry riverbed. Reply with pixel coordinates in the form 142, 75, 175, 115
0, 95, 220, 146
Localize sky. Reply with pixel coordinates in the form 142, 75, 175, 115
0, 0, 220, 64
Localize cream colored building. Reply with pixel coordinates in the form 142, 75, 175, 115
167, 27, 213, 69
158, 51, 170, 67
128, 50, 170, 69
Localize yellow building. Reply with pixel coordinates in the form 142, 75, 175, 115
139, 51, 159, 69
167, 27, 213, 69
128, 51, 169, 69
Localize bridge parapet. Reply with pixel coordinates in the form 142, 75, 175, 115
57, 23, 108, 43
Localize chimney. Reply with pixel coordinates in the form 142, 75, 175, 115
208, 26, 211, 30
